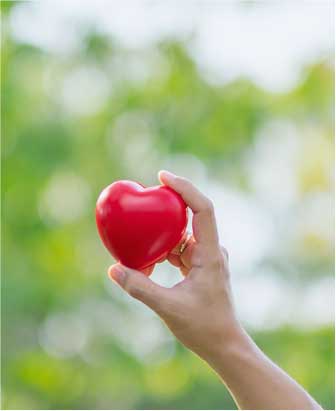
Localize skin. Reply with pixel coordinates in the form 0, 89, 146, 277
109, 170, 322, 410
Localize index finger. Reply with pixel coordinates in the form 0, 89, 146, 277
159, 170, 219, 246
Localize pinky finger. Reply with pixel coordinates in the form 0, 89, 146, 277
141, 264, 155, 276
167, 253, 182, 268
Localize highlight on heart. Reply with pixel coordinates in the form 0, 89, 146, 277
3, 1, 333, 410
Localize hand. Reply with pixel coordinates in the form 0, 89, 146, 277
109, 170, 240, 361
108, 171, 322, 410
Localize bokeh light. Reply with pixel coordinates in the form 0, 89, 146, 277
2, 1, 334, 410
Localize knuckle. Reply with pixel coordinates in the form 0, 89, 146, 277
201, 198, 214, 213
224, 267, 231, 281
221, 246, 229, 261
176, 176, 192, 188
208, 251, 225, 271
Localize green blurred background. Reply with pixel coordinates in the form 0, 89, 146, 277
2, 1, 334, 409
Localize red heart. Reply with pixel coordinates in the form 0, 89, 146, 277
96, 180, 188, 271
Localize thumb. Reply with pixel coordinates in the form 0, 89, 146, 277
108, 263, 171, 313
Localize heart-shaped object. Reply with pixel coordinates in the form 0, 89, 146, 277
96, 180, 188, 271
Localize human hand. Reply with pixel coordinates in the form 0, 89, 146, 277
108, 171, 322, 410
108, 170, 240, 362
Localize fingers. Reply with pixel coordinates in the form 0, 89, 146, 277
180, 237, 197, 269
108, 264, 171, 314
167, 235, 195, 275
167, 241, 228, 275
170, 232, 192, 255
141, 264, 155, 276
159, 170, 219, 246
159, 170, 212, 214
167, 253, 182, 268
166, 236, 200, 277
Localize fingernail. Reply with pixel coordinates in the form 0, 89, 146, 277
159, 170, 176, 181
109, 265, 125, 285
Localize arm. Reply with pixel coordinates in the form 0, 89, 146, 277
109, 171, 322, 410
205, 326, 321, 410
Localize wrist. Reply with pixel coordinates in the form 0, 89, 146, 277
203, 319, 253, 370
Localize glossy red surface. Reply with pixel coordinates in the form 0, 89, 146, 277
96, 180, 188, 271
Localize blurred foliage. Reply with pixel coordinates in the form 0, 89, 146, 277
2, 2, 334, 410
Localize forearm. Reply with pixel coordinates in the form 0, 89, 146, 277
205, 325, 322, 410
